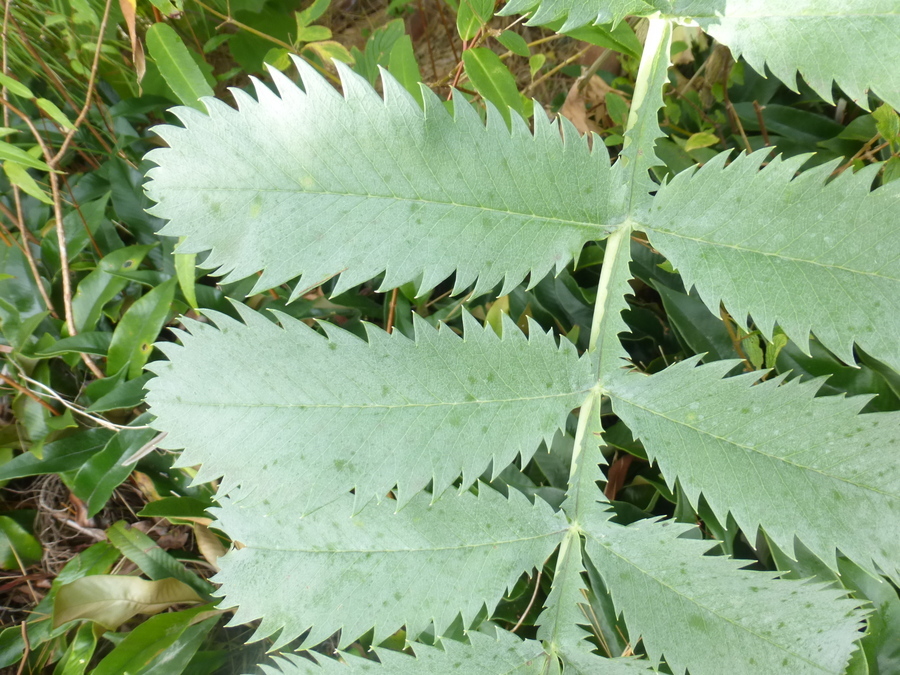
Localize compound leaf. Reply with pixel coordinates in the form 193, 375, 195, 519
643, 150, 900, 372
214, 486, 567, 647
606, 357, 900, 582
145, 57, 617, 298
146, 306, 595, 514
584, 515, 865, 675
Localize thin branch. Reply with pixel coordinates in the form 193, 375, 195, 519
753, 101, 770, 146
51, 0, 113, 166
11, 370, 149, 431
511, 568, 542, 633
0, 373, 58, 414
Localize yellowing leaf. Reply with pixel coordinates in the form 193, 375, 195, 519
54, 575, 202, 630
684, 130, 719, 152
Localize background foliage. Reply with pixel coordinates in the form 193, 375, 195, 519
1, 0, 899, 673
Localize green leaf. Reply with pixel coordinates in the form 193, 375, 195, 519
35, 331, 112, 357
388, 34, 423, 106
606, 357, 900, 581
683, 130, 718, 152
296, 24, 332, 43
303, 40, 354, 65
106, 521, 214, 598
0, 73, 34, 98
174, 240, 198, 309
3, 161, 52, 203
644, 150, 900, 372
66, 419, 158, 517
0, 428, 115, 481
71, 244, 156, 334
86, 372, 153, 412
106, 277, 176, 378
53, 575, 203, 630
462, 47, 524, 126
138, 496, 211, 520
147, 307, 594, 512
36, 98, 76, 130
213, 486, 567, 647
91, 606, 219, 675
584, 515, 865, 675
52, 622, 96, 675
145, 23, 214, 110
295, 0, 331, 28
652, 282, 738, 362
0, 515, 42, 569
874, 102, 900, 147
497, 31, 531, 57
457, 0, 494, 40
262, 630, 548, 674
0, 141, 51, 172
145, 59, 617, 298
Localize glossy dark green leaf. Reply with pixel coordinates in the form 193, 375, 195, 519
85, 372, 153, 412
106, 277, 176, 378
106, 521, 213, 598
0, 514, 42, 569
653, 282, 738, 362
34, 331, 112, 357
91, 607, 219, 675
457, 0, 494, 40
462, 48, 524, 124
146, 23, 214, 110
0, 428, 115, 480
71, 244, 156, 333
138, 496, 212, 520
65, 418, 157, 517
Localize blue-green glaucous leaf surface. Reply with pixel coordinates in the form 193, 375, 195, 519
643, 151, 900, 373
145, 306, 595, 514
145, 57, 618, 299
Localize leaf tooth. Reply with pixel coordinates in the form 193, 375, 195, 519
417, 265, 451, 298
334, 59, 380, 107
451, 265, 480, 296
227, 86, 258, 113
377, 66, 420, 114
485, 99, 512, 132
288, 54, 338, 104
451, 87, 483, 128
378, 264, 416, 293
458, 309, 484, 340
420, 83, 452, 123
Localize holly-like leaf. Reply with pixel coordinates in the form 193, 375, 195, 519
146, 306, 595, 514
643, 150, 900, 373
606, 357, 900, 581
584, 515, 865, 675
214, 486, 567, 647
145, 57, 618, 298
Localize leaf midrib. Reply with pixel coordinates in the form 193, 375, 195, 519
610, 392, 895, 497
648, 229, 900, 281
242, 529, 569, 554
159, 185, 613, 233
589, 533, 836, 673
166, 389, 592, 410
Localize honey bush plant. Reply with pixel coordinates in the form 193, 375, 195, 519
144, 2, 900, 673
